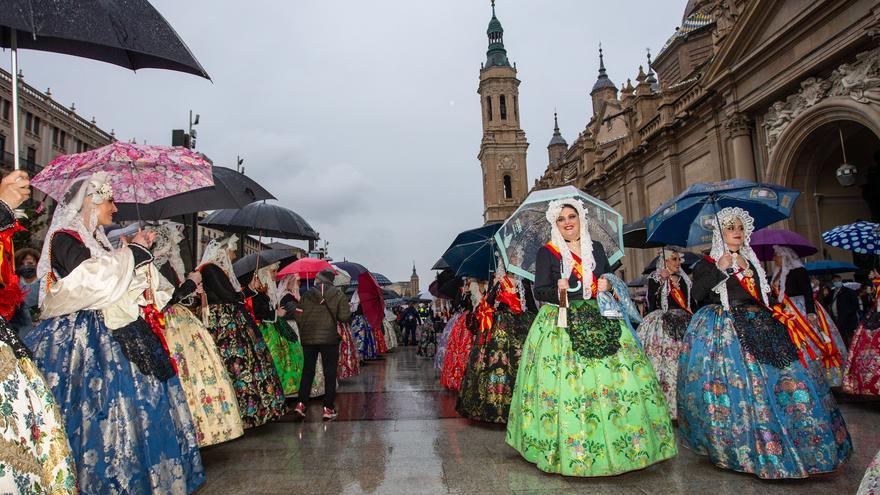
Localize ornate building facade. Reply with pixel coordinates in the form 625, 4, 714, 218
478, 2, 529, 224
533, 0, 880, 280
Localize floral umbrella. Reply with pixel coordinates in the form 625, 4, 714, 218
31, 142, 214, 204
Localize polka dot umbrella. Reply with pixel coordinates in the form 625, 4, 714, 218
822, 221, 880, 255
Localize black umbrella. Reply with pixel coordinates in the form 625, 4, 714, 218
1, 0, 209, 170
642, 251, 702, 275
431, 257, 449, 270
232, 249, 299, 279
628, 275, 648, 287
623, 218, 666, 249
371, 272, 393, 286
200, 202, 319, 241
115, 167, 275, 221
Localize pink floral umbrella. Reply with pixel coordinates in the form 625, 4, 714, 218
31, 142, 214, 204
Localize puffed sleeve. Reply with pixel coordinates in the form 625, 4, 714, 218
646, 277, 662, 312
690, 259, 727, 305
534, 246, 560, 304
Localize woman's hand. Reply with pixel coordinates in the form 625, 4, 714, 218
597, 277, 610, 292
277, 307, 287, 318
658, 269, 670, 279
131, 230, 156, 248
557, 278, 569, 292
187, 271, 202, 285
717, 253, 733, 271
0, 171, 31, 210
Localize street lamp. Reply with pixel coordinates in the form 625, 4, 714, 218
836, 127, 858, 187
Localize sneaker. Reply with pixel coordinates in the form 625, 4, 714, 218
322, 407, 338, 421
293, 402, 306, 420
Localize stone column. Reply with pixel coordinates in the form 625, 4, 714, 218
726, 113, 757, 181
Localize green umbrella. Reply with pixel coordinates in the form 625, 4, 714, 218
493, 185, 624, 281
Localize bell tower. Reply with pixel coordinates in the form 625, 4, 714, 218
477, 0, 529, 224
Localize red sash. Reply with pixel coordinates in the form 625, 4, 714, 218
243, 296, 258, 325
544, 243, 598, 295
669, 284, 692, 314
814, 303, 841, 368
474, 298, 495, 345
0, 222, 26, 320
142, 303, 177, 374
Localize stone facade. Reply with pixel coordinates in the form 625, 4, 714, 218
532, 0, 880, 280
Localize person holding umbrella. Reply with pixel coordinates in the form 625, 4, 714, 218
842, 269, 880, 395
24, 173, 204, 494
505, 199, 676, 477
826, 274, 861, 345
636, 248, 694, 420
678, 207, 851, 479
290, 269, 351, 421
0, 171, 77, 494
196, 236, 286, 429
401, 302, 420, 346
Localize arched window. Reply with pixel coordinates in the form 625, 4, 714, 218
499, 95, 508, 120
486, 96, 493, 121
503, 175, 513, 199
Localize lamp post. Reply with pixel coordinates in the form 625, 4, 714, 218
836, 127, 858, 187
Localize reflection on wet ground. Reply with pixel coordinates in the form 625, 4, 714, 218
198, 347, 880, 494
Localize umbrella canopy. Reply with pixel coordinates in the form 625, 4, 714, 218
382, 288, 402, 300
822, 221, 880, 255
115, 166, 275, 221
370, 272, 393, 286
357, 272, 386, 332
805, 260, 858, 275
332, 268, 352, 287
333, 262, 369, 283
494, 185, 624, 281
749, 228, 818, 261
431, 257, 450, 270
201, 202, 319, 241
628, 275, 648, 287
276, 258, 334, 280
642, 251, 702, 275
646, 179, 800, 247
233, 249, 299, 279
623, 218, 666, 249
31, 142, 214, 204
0, 1, 209, 78
436, 269, 463, 299
441, 223, 501, 279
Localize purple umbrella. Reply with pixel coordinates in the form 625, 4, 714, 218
750, 228, 817, 261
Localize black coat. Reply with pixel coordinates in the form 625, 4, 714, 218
826, 285, 860, 338
646, 276, 691, 312
533, 241, 611, 304
779, 267, 815, 315
690, 258, 764, 309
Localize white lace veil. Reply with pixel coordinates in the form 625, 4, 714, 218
772, 245, 804, 303
649, 248, 693, 311
197, 235, 241, 292
545, 198, 596, 299
37, 172, 114, 304
150, 221, 186, 284
256, 262, 280, 307
709, 207, 770, 310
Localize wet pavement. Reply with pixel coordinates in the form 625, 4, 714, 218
198, 347, 880, 494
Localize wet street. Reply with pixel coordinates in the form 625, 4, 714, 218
198, 347, 880, 494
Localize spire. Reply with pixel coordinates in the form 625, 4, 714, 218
591, 43, 616, 94
645, 48, 659, 90
485, 0, 510, 68
411, 262, 418, 277
548, 110, 567, 147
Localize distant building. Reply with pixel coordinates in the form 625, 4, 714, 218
387, 264, 420, 299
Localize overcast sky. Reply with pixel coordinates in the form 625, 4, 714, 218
14, 1, 684, 284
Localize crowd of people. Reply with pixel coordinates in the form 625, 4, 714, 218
0, 170, 403, 494
429, 196, 880, 486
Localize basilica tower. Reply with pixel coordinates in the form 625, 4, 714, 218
477, 1, 529, 224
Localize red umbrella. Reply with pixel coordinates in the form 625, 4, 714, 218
357, 272, 386, 334
276, 258, 334, 279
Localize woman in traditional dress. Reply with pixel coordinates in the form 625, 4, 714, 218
636, 248, 693, 419
338, 318, 361, 379
383, 307, 398, 352
0, 171, 76, 494
440, 280, 482, 391
859, 449, 880, 495
506, 199, 675, 477
456, 270, 536, 423
842, 269, 880, 395
151, 222, 244, 448
351, 295, 380, 361
678, 207, 851, 479
197, 236, 286, 428
772, 245, 847, 387
25, 173, 204, 494
435, 291, 469, 371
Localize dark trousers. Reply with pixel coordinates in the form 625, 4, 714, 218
403, 326, 416, 346
298, 344, 339, 408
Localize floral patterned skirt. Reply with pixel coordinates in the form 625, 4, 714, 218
859, 449, 880, 495
842, 311, 880, 395
678, 304, 852, 479
351, 315, 379, 360
338, 323, 361, 379
259, 319, 304, 396
456, 309, 533, 423
435, 314, 462, 371
505, 300, 676, 477
165, 305, 244, 447
373, 318, 388, 354
636, 308, 691, 419
25, 310, 204, 494
383, 320, 398, 351
0, 324, 76, 494
440, 314, 474, 391
205, 304, 286, 429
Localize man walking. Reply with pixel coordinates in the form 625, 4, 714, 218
401, 302, 420, 346
290, 269, 351, 421
826, 275, 860, 348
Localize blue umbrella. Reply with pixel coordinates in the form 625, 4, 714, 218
646, 179, 800, 247
804, 260, 858, 275
440, 224, 501, 279
822, 221, 880, 255
370, 272, 393, 286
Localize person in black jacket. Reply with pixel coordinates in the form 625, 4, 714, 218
826, 274, 861, 347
